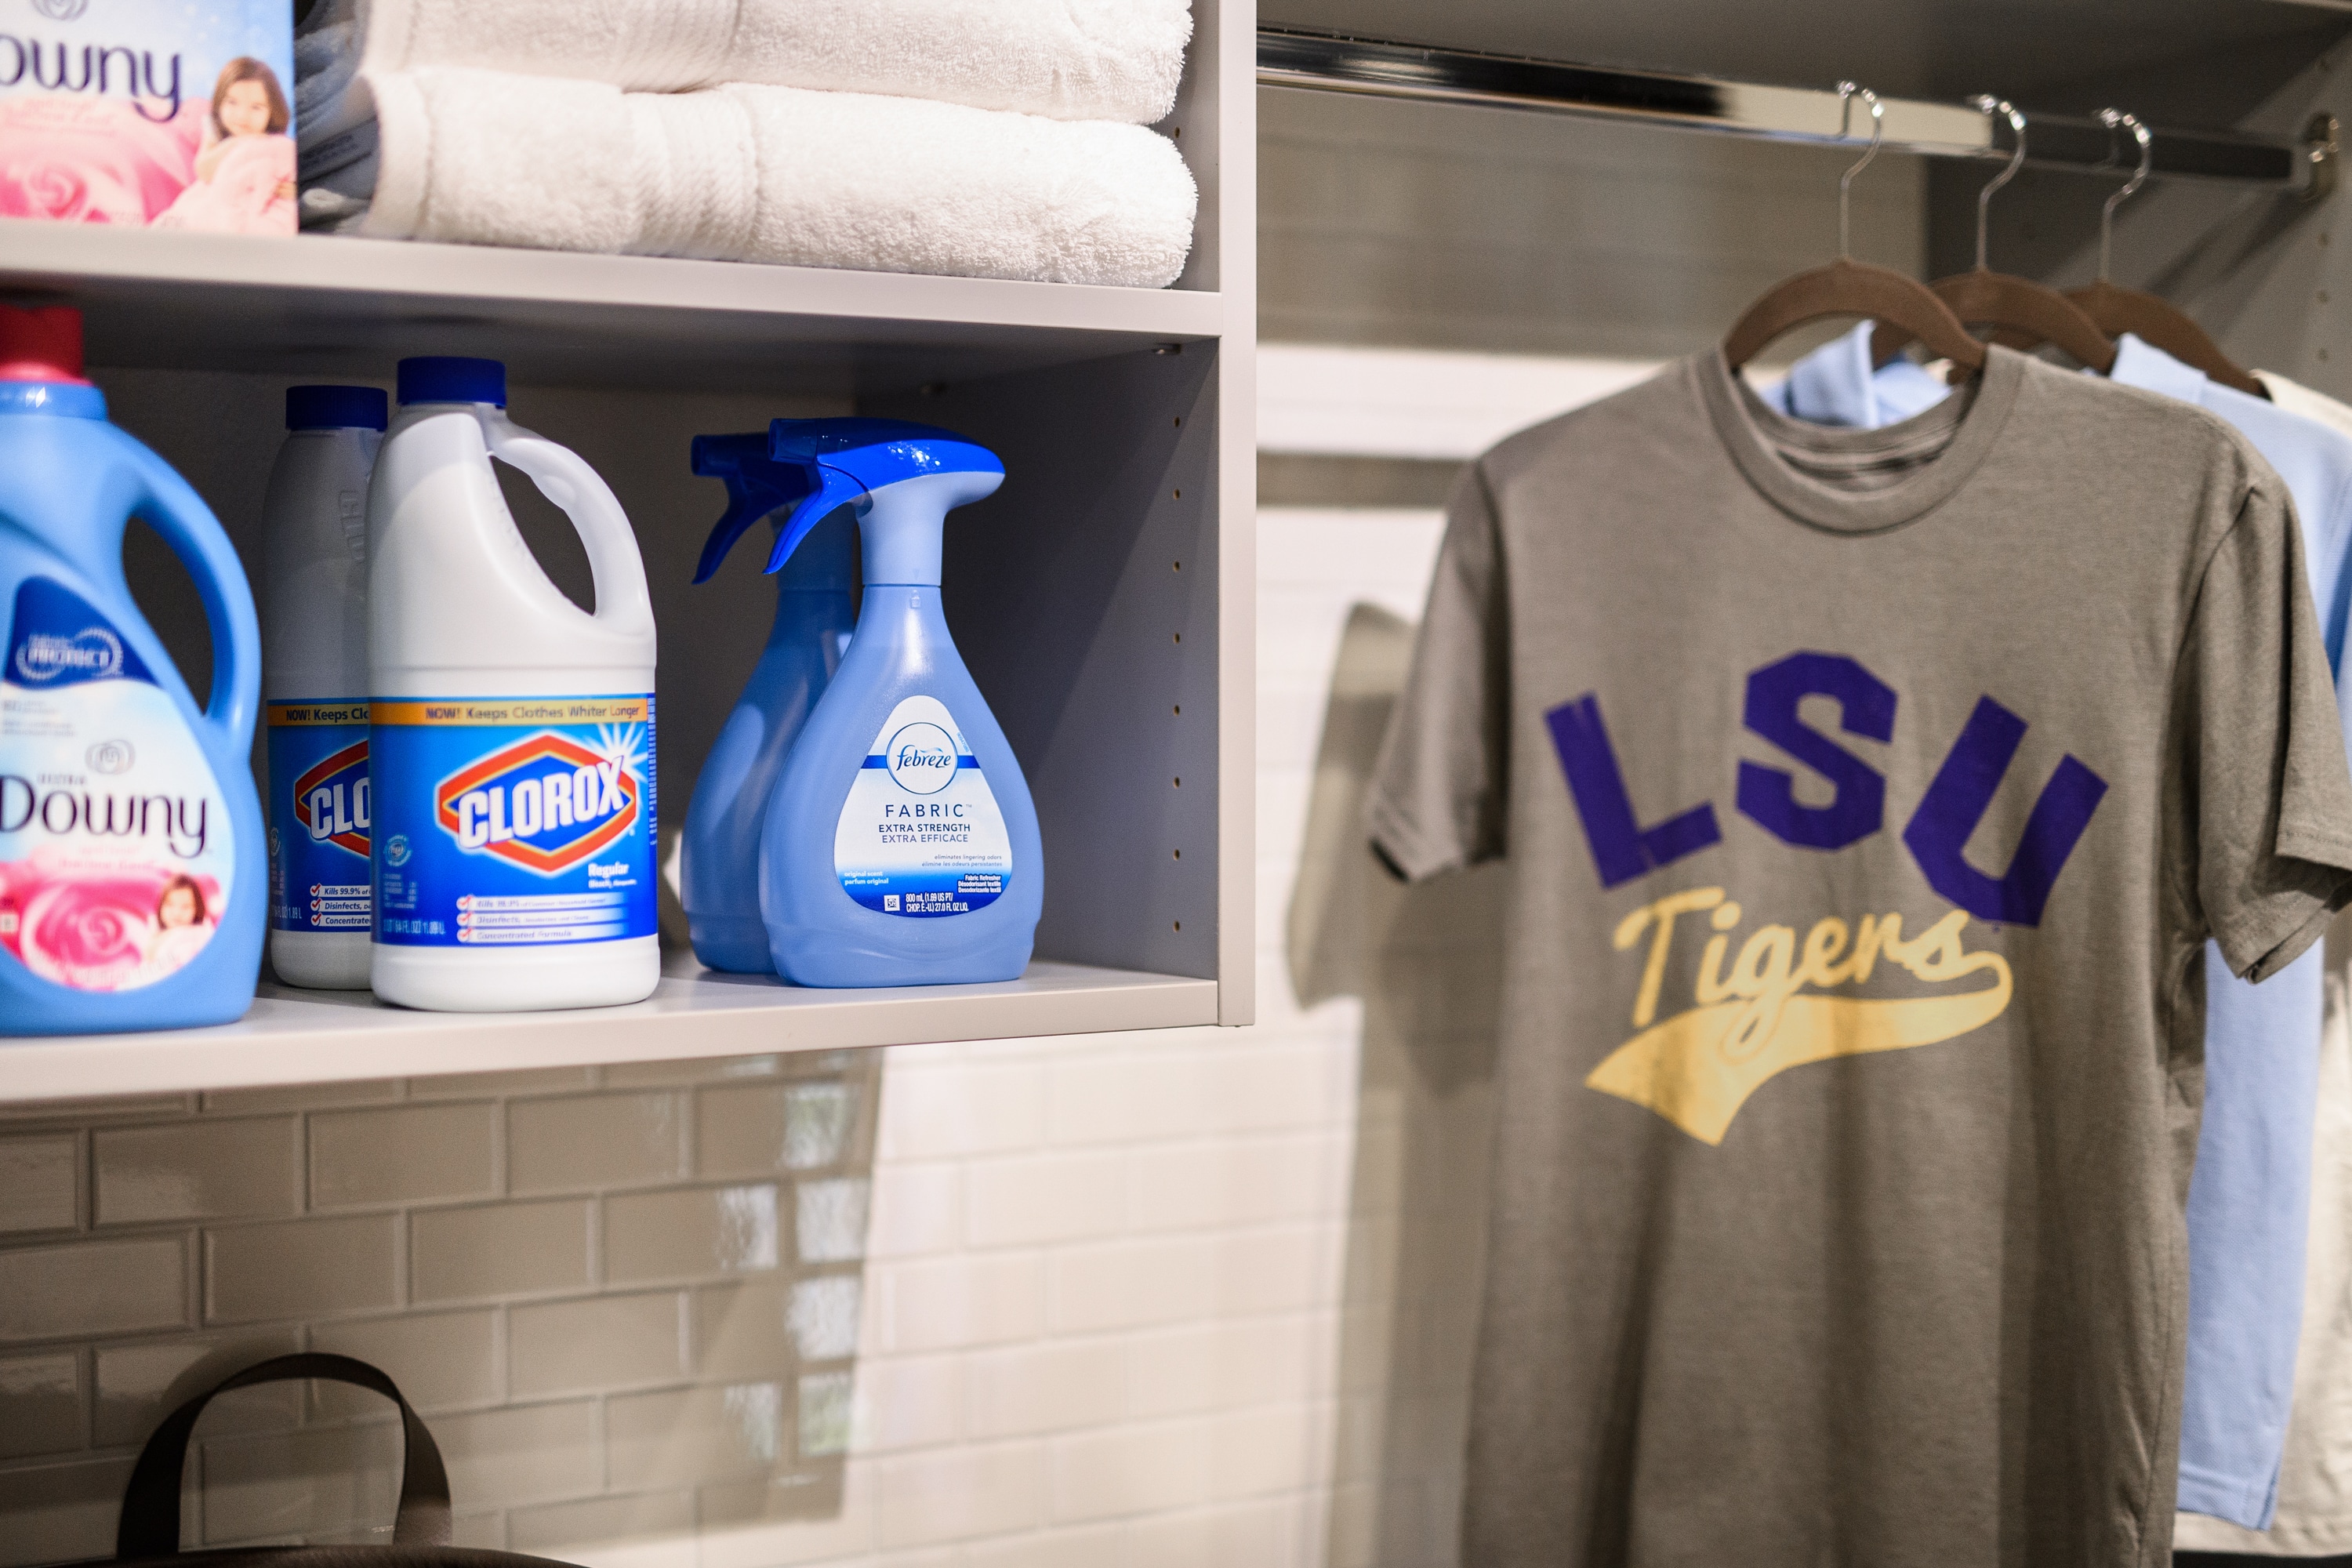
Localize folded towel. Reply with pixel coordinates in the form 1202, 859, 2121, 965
297, 0, 1189, 147
343, 68, 1196, 289
295, 2, 361, 130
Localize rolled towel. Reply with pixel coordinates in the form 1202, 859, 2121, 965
353, 68, 1197, 289
299, 0, 1189, 147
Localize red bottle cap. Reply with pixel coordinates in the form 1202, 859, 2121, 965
0, 305, 91, 386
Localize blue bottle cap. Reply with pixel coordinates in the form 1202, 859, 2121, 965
397, 357, 506, 408
285, 385, 389, 431
0, 382, 105, 419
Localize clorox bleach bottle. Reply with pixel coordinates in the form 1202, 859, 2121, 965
366, 358, 659, 1012
0, 305, 266, 1034
681, 433, 858, 972
755, 419, 1042, 986
263, 386, 387, 989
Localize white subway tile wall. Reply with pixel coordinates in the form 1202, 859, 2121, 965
0, 1047, 877, 1566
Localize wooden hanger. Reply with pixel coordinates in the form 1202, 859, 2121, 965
1725, 86, 1988, 375
2063, 111, 2267, 397
1869, 99, 2118, 375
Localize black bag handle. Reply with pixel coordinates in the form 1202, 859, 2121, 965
117, 1353, 453, 1556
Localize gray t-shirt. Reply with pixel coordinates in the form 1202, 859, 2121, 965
1366, 345, 2352, 1567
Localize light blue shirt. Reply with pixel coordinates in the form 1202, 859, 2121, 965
1766, 322, 2352, 1530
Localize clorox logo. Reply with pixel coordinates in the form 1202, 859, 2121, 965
294, 741, 369, 857
434, 730, 643, 876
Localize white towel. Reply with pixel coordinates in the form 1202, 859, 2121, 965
349, 68, 1197, 289
298, 0, 1189, 146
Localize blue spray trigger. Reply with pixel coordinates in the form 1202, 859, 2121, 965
689, 433, 816, 586
759, 418, 1004, 582
764, 464, 872, 575
768, 417, 1004, 495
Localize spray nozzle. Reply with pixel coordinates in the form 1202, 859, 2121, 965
689, 432, 818, 585
760, 419, 1004, 582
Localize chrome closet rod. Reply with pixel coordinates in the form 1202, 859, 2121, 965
1257, 27, 2339, 198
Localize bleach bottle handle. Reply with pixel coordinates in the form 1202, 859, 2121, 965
483, 412, 655, 640
120, 441, 260, 750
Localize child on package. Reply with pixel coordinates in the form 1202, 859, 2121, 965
153, 59, 295, 234
143, 873, 218, 978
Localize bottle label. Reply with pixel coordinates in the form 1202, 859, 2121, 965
370, 695, 657, 949
0, 577, 234, 991
267, 702, 371, 935
835, 695, 1012, 917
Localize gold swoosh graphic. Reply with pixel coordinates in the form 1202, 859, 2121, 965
1584, 966, 2013, 1145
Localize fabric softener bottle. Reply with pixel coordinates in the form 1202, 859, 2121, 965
680, 433, 858, 972
263, 385, 387, 989
367, 357, 659, 1012
756, 419, 1042, 986
0, 305, 267, 1035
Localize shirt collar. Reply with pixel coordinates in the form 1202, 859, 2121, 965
1782, 320, 1955, 427
2109, 331, 2210, 405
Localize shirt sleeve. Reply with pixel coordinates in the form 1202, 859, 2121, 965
1364, 463, 1510, 882
2180, 477, 2352, 981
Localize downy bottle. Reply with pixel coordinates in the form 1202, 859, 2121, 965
754, 419, 1043, 985
263, 385, 386, 989
367, 357, 659, 1012
680, 433, 858, 972
0, 305, 267, 1034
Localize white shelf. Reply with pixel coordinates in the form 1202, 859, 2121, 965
0, 955, 1216, 1103
0, 220, 1224, 394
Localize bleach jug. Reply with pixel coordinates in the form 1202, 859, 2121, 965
0, 305, 266, 1034
755, 419, 1042, 986
681, 434, 858, 972
367, 358, 659, 1012
263, 386, 387, 989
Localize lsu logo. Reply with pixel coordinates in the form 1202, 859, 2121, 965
434, 731, 642, 876
293, 742, 369, 857
1552, 650, 2108, 1145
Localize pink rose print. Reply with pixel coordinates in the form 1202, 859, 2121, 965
0, 849, 220, 992
0, 96, 200, 225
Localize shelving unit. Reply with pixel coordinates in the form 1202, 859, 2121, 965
0, 0, 1256, 1096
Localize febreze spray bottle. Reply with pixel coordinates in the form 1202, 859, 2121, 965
367, 358, 659, 1012
0, 305, 266, 1034
263, 386, 387, 989
755, 419, 1042, 986
680, 434, 858, 972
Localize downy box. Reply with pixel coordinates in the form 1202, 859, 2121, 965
0, 0, 295, 233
